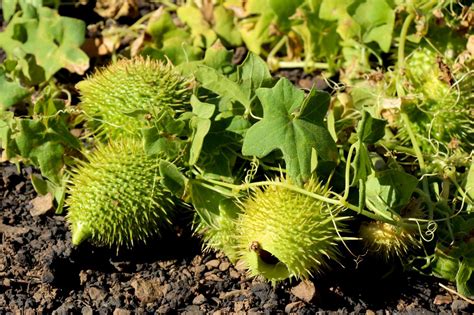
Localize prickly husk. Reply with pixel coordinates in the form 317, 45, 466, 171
237, 177, 349, 283
76, 56, 193, 140
66, 138, 175, 247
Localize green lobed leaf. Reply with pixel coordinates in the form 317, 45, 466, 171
159, 160, 188, 199
2, 0, 18, 22
0, 6, 89, 79
432, 249, 459, 282
358, 110, 387, 144
29, 141, 64, 184
269, 0, 303, 30
457, 260, 474, 298
189, 180, 228, 226
195, 66, 251, 111
242, 77, 337, 184
348, 0, 395, 52
237, 52, 273, 101
365, 169, 419, 211
213, 5, 242, 46
0, 67, 29, 110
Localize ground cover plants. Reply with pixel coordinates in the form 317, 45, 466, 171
1, 0, 473, 311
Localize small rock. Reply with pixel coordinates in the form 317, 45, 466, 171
113, 308, 131, 315
434, 294, 452, 305
184, 305, 202, 314
86, 286, 107, 302
81, 306, 93, 315
131, 278, 165, 304
193, 294, 207, 305
219, 261, 230, 272
204, 273, 223, 282
285, 301, 305, 313
290, 280, 316, 303
191, 255, 203, 266
41, 269, 55, 284
219, 289, 249, 300
451, 299, 470, 312
79, 270, 89, 285
156, 304, 170, 314
229, 268, 241, 279
15, 181, 25, 192
29, 193, 54, 216
205, 259, 220, 269
366, 310, 376, 315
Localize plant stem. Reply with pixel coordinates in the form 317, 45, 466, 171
197, 175, 424, 228
379, 140, 417, 156
396, 10, 434, 220
397, 12, 415, 72
276, 61, 330, 70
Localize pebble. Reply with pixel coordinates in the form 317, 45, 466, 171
285, 301, 305, 313
451, 299, 470, 312
81, 306, 93, 315
86, 287, 107, 302
229, 268, 241, 279
218, 261, 230, 272
113, 308, 132, 315
291, 280, 317, 303
156, 304, 170, 314
192, 294, 207, 305
219, 289, 249, 300
131, 278, 165, 304
205, 259, 221, 269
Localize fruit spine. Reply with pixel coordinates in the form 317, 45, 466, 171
66, 138, 175, 247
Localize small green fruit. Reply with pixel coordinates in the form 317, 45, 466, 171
359, 221, 420, 259
66, 138, 175, 247
398, 48, 473, 152
76, 56, 193, 139
236, 177, 349, 283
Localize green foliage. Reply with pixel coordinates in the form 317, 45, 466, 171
242, 78, 337, 184
0, 5, 89, 80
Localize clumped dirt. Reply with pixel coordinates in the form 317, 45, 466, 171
1, 163, 473, 314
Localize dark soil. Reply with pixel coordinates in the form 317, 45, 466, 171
2, 163, 474, 314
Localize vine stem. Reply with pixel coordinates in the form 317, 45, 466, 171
396, 10, 434, 220
397, 12, 414, 72
276, 61, 330, 70
196, 176, 424, 229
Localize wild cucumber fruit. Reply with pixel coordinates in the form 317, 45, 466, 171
359, 221, 420, 260
76, 56, 193, 140
66, 138, 175, 247
236, 177, 349, 283
399, 48, 473, 152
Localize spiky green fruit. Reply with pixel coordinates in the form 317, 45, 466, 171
66, 138, 175, 247
195, 204, 241, 263
76, 56, 193, 139
359, 221, 420, 260
399, 48, 473, 152
236, 177, 349, 283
